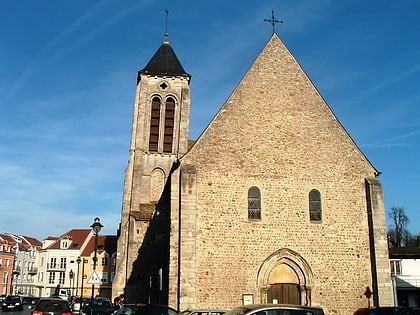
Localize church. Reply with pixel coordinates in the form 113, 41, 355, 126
112, 18, 392, 315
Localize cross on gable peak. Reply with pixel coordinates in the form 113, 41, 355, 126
264, 10, 283, 34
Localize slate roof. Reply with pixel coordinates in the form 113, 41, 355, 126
139, 41, 190, 78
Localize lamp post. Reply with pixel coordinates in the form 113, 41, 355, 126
80, 258, 88, 299
69, 270, 74, 296
76, 257, 81, 296
90, 217, 103, 300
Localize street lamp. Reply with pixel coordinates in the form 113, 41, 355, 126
76, 257, 81, 296
69, 269, 74, 296
80, 258, 89, 299
90, 217, 103, 300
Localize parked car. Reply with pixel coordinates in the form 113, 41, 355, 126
181, 309, 226, 315
0, 294, 7, 303
22, 296, 40, 305
2, 295, 24, 312
114, 304, 178, 315
354, 307, 417, 315
223, 304, 325, 315
30, 297, 72, 315
80, 297, 114, 315
71, 297, 85, 314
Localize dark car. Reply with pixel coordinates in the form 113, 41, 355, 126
114, 304, 178, 315
80, 297, 114, 315
181, 309, 227, 315
223, 304, 325, 315
30, 297, 72, 315
354, 307, 417, 315
22, 296, 40, 305
2, 295, 23, 312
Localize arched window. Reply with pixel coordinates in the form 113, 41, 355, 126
309, 189, 322, 222
248, 186, 261, 220
149, 97, 161, 152
163, 97, 175, 153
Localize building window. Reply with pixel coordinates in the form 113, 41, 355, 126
390, 260, 402, 275
248, 186, 261, 220
50, 257, 57, 269
48, 272, 55, 284
100, 272, 108, 283
60, 258, 66, 269
309, 189, 322, 222
101, 257, 108, 267
149, 97, 161, 152
163, 97, 175, 153
59, 272, 65, 285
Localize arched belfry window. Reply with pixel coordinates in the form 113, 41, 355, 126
248, 186, 261, 220
163, 97, 175, 153
309, 189, 322, 222
149, 97, 161, 152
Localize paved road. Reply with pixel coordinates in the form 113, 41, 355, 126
0, 304, 32, 315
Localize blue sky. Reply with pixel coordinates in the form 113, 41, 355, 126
0, 1, 419, 241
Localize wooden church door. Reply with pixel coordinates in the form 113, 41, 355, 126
267, 283, 300, 305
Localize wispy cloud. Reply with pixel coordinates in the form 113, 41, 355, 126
7, 0, 148, 101
362, 131, 419, 148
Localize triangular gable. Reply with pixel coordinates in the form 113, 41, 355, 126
184, 33, 378, 176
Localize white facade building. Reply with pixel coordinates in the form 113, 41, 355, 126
389, 247, 420, 308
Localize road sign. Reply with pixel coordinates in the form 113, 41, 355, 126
87, 271, 101, 284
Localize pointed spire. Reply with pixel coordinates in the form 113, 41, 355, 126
164, 9, 169, 44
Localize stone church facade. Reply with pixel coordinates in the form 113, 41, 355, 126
112, 32, 392, 315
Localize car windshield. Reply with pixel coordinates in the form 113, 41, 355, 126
37, 300, 70, 312
82, 298, 112, 309
5, 296, 21, 302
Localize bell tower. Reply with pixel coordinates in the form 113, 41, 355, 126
113, 33, 191, 299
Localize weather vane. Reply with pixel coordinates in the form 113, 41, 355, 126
264, 10, 283, 34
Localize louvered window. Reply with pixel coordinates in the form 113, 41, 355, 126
163, 97, 175, 153
149, 97, 161, 152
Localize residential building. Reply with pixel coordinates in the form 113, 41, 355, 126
0, 233, 41, 295
389, 246, 420, 308
78, 234, 117, 299
34, 229, 117, 300
0, 235, 15, 295
113, 26, 391, 315
35, 229, 91, 298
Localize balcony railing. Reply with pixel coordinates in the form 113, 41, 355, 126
46, 263, 66, 271
28, 267, 38, 274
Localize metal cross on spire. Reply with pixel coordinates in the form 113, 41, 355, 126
264, 10, 283, 34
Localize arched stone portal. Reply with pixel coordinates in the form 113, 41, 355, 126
257, 248, 314, 305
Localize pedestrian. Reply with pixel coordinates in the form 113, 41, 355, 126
113, 296, 120, 311
118, 294, 124, 307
